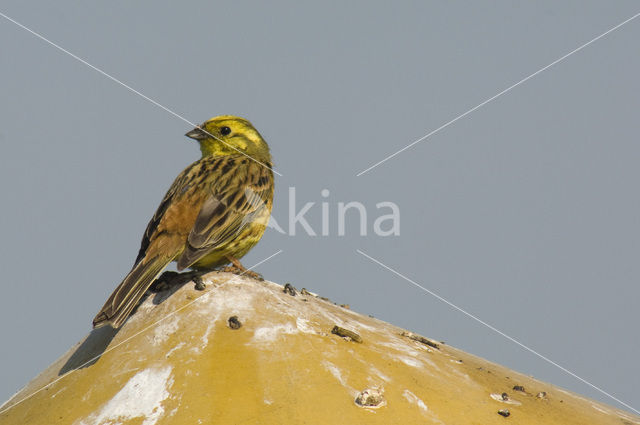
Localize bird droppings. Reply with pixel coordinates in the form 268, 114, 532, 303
331, 326, 363, 343
165, 342, 186, 359
401, 331, 440, 349
537, 391, 548, 399
7, 273, 639, 425
369, 366, 392, 383
252, 322, 298, 343
498, 409, 511, 417
283, 283, 297, 296
512, 385, 526, 392
396, 356, 424, 369
227, 316, 242, 329
402, 389, 428, 413
321, 361, 351, 391
491, 393, 522, 405
295, 317, 315, 334
355, 388, 386, 409
300, 288, 311, 295
193, 276, 206, 291
150, 316, 180, 346
77, 367, 173, 425
340, 304, 350, 309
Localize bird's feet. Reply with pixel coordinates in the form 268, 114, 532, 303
221, 256, 264, 281
150, 270, 206, 292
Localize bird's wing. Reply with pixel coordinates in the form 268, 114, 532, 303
176, 168, 272, 270
93, 255, 172, 328
134, 163, 197, 265
93, 159, 208, 328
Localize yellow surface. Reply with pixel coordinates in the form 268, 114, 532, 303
1, 272, 638, 424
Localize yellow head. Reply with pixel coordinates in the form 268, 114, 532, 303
185, 115, 270, 160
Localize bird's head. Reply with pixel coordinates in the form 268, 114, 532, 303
185, 115, 270, 160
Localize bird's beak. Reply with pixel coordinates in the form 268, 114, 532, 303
185, 126, 207, 140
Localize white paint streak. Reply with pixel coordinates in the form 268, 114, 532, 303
396, 356, 424, 368
295, 317, 315, 334
403, 389, 428, 412
448, 367, 476, 386
618, 412, 640, 424
150, 316, 179, 345
591, 404, 611, 414
322, 361, 347, 387
346, 319, 378, 332
165, 342, 186, 358
377, 340, 423, 357
192, 321, 217, 354
369, 366, 392, 383
76, 367, 173, 425
50, 387, 66, 398
252, 322, 298, 343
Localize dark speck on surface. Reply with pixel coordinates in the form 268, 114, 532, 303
498, 409, 510, 417
228, 315, 242, 329
283, 283, 297, 296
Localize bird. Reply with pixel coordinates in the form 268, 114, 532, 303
92, 115, 274, 329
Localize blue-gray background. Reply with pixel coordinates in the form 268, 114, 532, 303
1, 1, 638, 413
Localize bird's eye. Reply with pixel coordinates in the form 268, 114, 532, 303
220, 126, 231, 136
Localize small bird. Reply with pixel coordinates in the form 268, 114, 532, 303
93, 115, 274, 329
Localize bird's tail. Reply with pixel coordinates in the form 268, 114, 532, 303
93, 256, 171, 329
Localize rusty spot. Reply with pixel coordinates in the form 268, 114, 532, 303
331, 326, 363, 343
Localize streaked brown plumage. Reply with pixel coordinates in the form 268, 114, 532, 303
93, 116, 274, 329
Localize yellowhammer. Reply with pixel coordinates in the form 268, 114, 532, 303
93, 115, 274, 329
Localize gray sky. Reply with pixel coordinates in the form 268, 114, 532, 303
1, 0, 639, 414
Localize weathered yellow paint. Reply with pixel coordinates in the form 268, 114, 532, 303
1, 272, 637, 424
